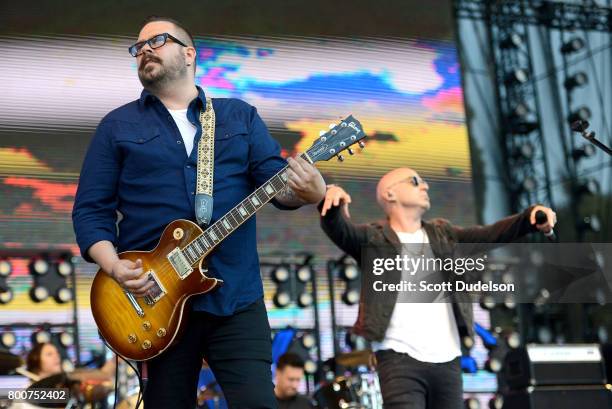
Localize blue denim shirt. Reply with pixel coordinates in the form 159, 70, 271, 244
72, 86, 293, 315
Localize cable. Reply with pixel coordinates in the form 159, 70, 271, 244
113, 354, 119, 409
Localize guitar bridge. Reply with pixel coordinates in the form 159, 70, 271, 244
167, 247, 193, 279
143, 270, 166, 305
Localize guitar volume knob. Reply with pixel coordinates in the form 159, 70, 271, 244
142, 321, 151, 331
142, 340, 152, 350
127, 334, 137, 344
157, 328, 167, 338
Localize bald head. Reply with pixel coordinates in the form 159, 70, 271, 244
376, 167, 430, 214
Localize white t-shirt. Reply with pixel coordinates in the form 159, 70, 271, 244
168, 108, 197, 156
371, 228, 462, 363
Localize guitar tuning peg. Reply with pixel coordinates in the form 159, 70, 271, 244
358, 141, 366, 148
319, 130, 326, 136
337, 154, 344, 162
347, 148, 354, 155
329, 123, 336, 129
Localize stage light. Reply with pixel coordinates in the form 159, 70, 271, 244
0, 289, 14, 304
0, 259, 12, 277
0, 332, 16, 349
29, 286, 49, 302
61, 359, 74, 372
58, 332, 74, 348
54, 287, 73, 304
577, 215, 601, 233
572, 143, 596, 160
560, 37, 585, 54
567, 106, 591, 124
271, 265, 290, 283
521, 176, 537, 193
273, 291, 291, 308
30, 258, 49, 275
505, 68, 529, 85
488, 395, 504, 409
461, 336, 474, 350
511, 102, 530, 119
484, 356, 503, 373
303, 359, 317, 375
464, 397, 481, 409
512, 142, 535, 160
564, 72, 588, 90
56, 259, 73, 277
301, 333, 316, 349
503, 295, 516, 309
342, 288, 360, 306
479, 295, 496, 310
296, 265, 312, 283
340, 264, 359, 281
505, 331, 521, 349
500, 33, 523, 49
297, 292, 313, 308
576, 179, 600, 196
31, 330, 51, 345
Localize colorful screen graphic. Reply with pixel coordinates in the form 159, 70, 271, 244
0, 34, 485, 389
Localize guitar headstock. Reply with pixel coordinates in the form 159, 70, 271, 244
305, 115, 366, 163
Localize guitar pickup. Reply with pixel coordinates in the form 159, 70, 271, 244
143, 270, 166, 305
167, 247, 193, 279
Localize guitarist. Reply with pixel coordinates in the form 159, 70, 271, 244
72, 16, 325, 409
319, 167, 556, 409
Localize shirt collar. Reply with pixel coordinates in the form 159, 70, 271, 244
139, 86, 207, 109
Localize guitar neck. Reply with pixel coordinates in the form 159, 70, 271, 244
180, 153, 310, 264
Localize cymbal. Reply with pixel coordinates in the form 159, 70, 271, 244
335, 349, 372, 367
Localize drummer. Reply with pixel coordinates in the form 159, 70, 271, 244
274, 353, 314, 409
25, 343, 62, 381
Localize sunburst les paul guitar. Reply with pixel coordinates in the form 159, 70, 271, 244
90, 115, 365, 361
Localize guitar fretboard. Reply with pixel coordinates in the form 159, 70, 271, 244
180, 154, 307, 265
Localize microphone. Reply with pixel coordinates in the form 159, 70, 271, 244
570, 119, 589, 133
570, 119, 612, 156
535, 210, 556, 241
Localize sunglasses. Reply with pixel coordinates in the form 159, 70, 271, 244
129, 33, 189, 57
388, 176, 427, 188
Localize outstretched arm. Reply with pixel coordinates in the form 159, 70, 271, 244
319, 185, 369, 261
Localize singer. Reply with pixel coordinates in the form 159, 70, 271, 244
318, 167, 556, 409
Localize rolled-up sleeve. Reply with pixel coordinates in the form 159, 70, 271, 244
72, 120, 120, 262
246, 105, 296, 210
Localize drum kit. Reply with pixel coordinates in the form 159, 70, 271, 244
314, 350, 382, 409
0, 351, 115, 409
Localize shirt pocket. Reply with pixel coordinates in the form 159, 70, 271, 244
114, 124, 171, 175
214, 122, 249, 165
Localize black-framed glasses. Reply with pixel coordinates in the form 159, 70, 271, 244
388, 176, 427, 188
128, 33, 189, 57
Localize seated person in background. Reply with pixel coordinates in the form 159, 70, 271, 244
26, 342, 62, 380
274, 353, 314, 409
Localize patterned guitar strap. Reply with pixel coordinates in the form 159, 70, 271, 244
195, 97, 215, 226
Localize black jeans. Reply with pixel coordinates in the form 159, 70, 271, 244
142, 298, 277, 409
375, 350, 462, 409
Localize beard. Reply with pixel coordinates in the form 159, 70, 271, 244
137, 51, 188, 90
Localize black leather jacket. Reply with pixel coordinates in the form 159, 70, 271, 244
320, 204, 536, 341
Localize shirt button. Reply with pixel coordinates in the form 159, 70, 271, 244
186, 165, 191, 168
138, 138, 144, 143
177, 140, 182, 144
191, 191, 195, 195
167, 115, 172, 121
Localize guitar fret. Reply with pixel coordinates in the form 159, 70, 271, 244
182, 248, 194, 265
187, 246, 197, 260
214, 223, 226, 239
207, 230, 218, 243
250, 195, 261, 208
222, 218, 232, 231
193, 239, 203, 254
264, 183, 276, 196
256, 188, 268, 201
243, 199, 255, 214
228, 210, 240, 225
200, 235, 211, 249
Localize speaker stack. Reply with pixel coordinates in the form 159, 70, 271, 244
501, 344, 612, 409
